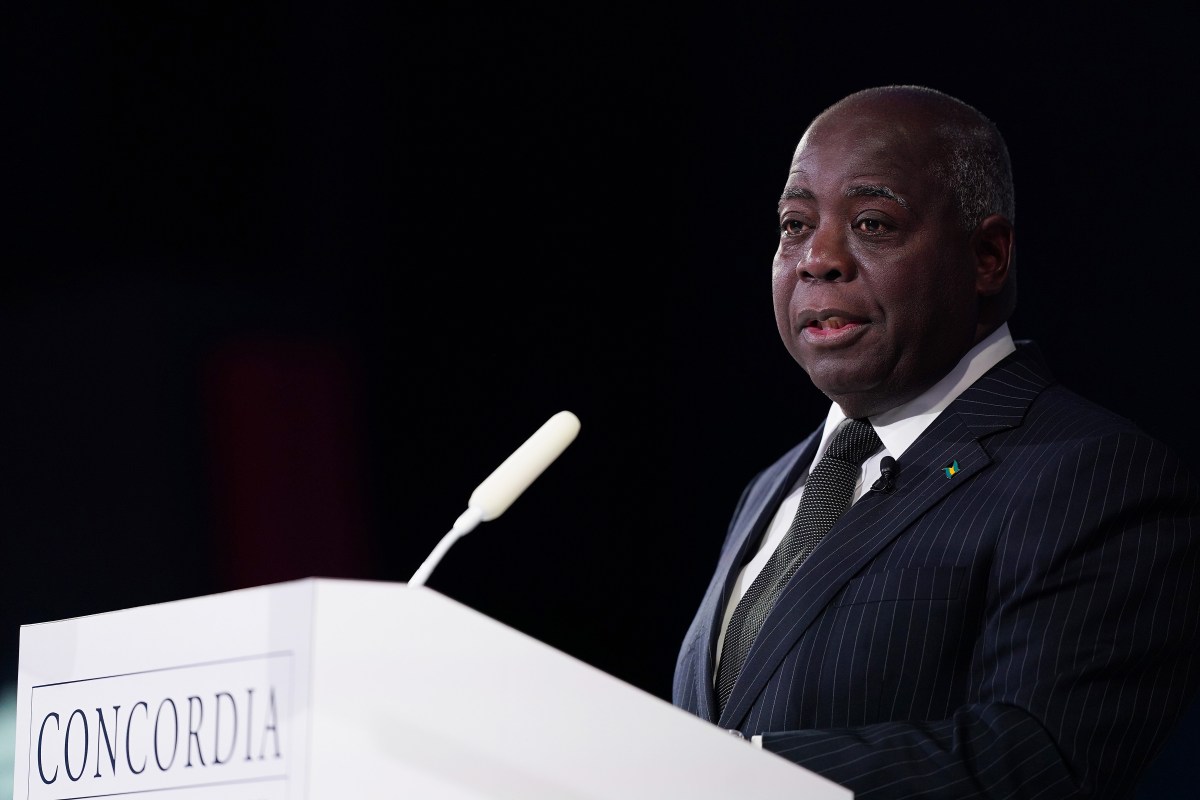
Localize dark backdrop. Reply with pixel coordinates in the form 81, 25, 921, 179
3, 5, 1197, 794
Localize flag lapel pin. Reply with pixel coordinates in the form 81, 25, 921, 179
943, 460, 960, 479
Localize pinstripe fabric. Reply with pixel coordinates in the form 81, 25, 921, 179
672, 344, 1200, 799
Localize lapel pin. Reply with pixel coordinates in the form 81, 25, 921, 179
943, 460, 960, 479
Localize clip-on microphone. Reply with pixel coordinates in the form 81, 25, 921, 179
871, 455, 900, 493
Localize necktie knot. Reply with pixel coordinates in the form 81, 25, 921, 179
824, 417, 882, 465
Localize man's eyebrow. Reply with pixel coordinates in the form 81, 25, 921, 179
777, 185, 910, 210
778, 188, 814, 208
847, 184, 909, 208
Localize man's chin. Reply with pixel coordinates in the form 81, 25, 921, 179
816, 388, 887, 420
807, 374, 898, 420
804, 365, 883, 400
819, 378, 932, 420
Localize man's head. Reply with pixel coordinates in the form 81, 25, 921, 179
772, 85, 1016, 419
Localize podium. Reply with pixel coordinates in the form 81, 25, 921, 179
11, 578, 851, 799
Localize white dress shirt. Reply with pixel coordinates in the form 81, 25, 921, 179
714, 324, 1017, 674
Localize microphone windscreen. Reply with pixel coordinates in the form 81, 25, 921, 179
468, 410, 581, 521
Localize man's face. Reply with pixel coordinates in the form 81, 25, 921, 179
772, 101, 982, 419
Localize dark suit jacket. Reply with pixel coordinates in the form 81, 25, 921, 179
673, 344, 1200, 799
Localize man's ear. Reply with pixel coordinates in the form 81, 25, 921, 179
973, 214, 1014, 296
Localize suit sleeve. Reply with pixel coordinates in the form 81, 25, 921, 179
759, 431, 1200, 799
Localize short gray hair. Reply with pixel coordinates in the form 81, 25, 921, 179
932, 114, 1015, 231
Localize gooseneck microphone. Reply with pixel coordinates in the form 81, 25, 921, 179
408, 410, 582, 587
871, 456, 900, 493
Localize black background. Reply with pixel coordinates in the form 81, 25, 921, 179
3, 4, 1198, 793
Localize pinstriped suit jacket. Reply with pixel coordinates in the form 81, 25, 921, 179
673, 344, 1200, 799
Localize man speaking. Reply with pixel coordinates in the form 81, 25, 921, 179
672, 85, 1200, 798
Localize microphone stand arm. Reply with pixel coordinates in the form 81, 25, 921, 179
408, 506, 486, 588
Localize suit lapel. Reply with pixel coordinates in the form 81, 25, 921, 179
717, 344, 1054, 728
685, 430, 821, 722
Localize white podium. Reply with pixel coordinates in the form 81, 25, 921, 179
12, 578, 851, 799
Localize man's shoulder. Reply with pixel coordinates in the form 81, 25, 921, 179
1003, 381, 1200, 498
1028, 381, 1139, 434
974, 340, 1154, 442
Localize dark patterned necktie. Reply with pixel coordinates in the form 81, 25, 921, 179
715, 417, 882, 712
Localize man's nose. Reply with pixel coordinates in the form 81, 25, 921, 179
799, 225, 855, 282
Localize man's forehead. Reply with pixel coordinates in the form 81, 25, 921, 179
795, 94, 947, 159
785, 143, 925, 191
792, 120, 927, 166
783, 110, 943, 200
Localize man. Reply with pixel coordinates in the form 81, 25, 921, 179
672, 85, 1200, 799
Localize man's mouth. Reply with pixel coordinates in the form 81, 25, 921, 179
807, 316, 858, 331
798, 311, 870, 342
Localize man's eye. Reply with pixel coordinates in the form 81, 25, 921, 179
780, 219, 809, 236
855, 218, 887, 233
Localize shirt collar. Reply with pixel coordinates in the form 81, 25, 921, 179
817, 323, 1017, 461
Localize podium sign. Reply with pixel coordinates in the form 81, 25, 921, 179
15, 580, 312, 800
12, 579, 851, 799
